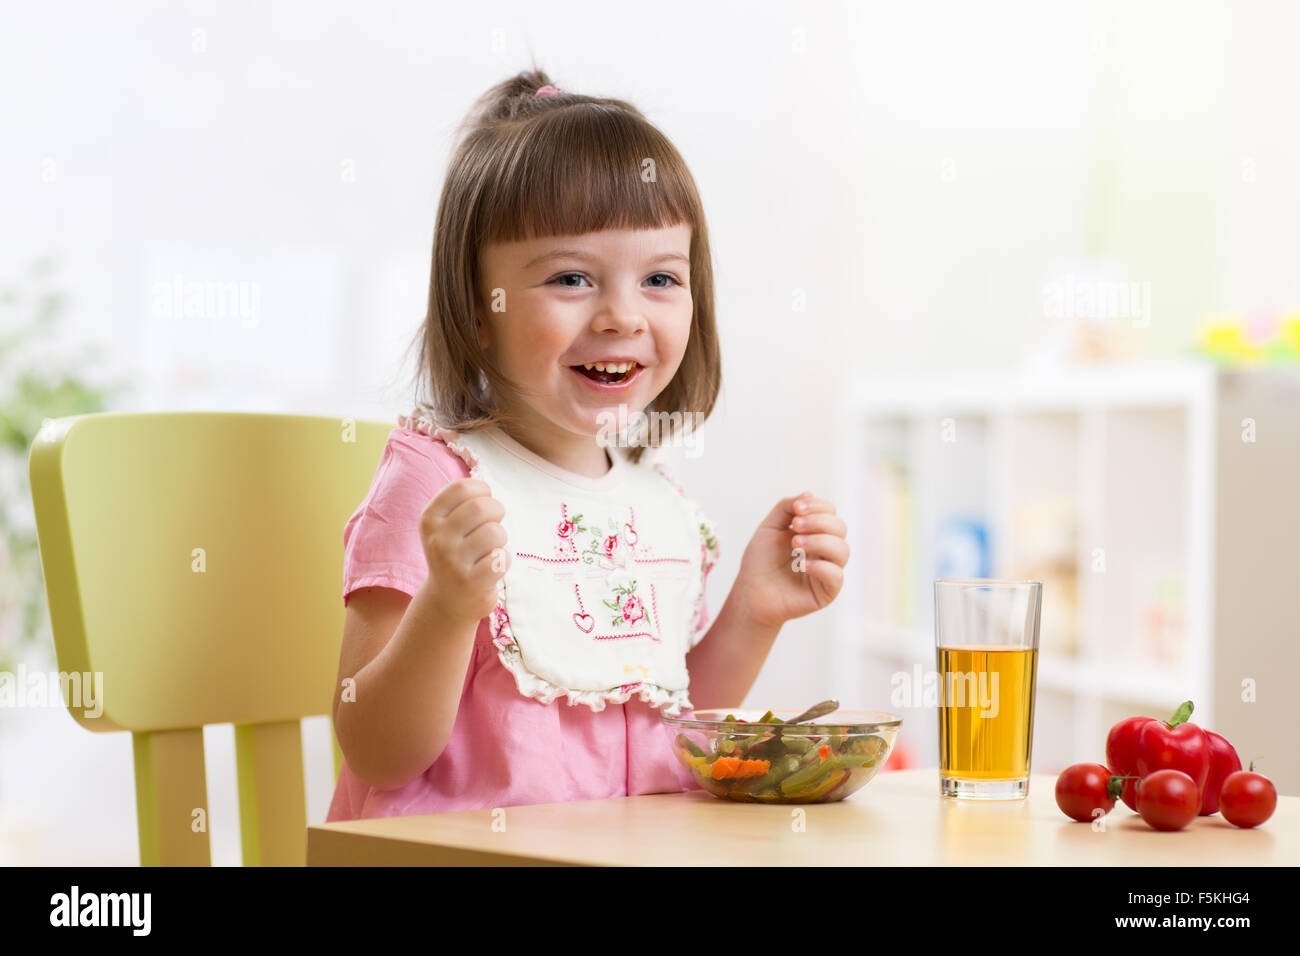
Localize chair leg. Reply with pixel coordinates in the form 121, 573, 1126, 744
132, 728, 212, 866
234, 720, 307, 866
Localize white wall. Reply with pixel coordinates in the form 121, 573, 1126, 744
3, 0, 1298, 863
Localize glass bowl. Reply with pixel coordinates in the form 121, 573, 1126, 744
661, 708, 902, 804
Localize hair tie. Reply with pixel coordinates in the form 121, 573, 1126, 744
534, 85, 564, 98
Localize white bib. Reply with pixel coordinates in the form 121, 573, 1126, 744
403, 416, 718, 715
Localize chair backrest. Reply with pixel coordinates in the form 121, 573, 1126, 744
28, 411, 393, 865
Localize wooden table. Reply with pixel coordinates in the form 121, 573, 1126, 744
307, 769, 1299, 866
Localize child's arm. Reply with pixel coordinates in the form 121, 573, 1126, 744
333, 476, 508, 792
332, 581, 479, 791
685, 491, 848, 710
684, 589, 782, 710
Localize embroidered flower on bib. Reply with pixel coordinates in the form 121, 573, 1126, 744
619, 592, 645, 625
551, 505, 643, 570
400, 415, 715, 715
602, 579, 646, 629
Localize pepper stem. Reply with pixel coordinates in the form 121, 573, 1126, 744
1164, 700, 1194, 728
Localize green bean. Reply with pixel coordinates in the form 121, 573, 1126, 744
780, 750, 875, 795
733, 754, 801, 793
738, 716, 813, 756
740, 732, 795, 757
719, 716, 763, 751
807, 769, 854, 801
825, 752, 878, 775
786, 763, 855, 800
782, 765, 841, 799
779, 735, 815, 754
721, 713, 771, 751
844, 735, 888, 758
794, 739, 832, 766
736, 755, 879, 801
675, 733, 705, 758
780, 750, 836, 794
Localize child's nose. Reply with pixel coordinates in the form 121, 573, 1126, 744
590, 301, 649, 334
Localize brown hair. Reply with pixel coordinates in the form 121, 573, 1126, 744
403, 65, 721, 464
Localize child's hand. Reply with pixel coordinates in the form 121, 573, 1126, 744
419, 478, 510, 626
732, 491, 848, 631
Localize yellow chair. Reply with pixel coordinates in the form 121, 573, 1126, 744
28, 411, 394, 866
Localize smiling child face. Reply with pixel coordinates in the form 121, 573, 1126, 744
474, 224, 693, 469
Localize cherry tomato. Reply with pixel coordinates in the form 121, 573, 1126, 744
1054, 763, 1118, 822
1136, 769, 1200, 831
1106, 715, 1153, 812
1199, 730, 1242, 816
1219, 770, 1277, 829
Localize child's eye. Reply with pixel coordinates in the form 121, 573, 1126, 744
549, 273, 684, 289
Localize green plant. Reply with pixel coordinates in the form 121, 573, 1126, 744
0, 255, 130, 676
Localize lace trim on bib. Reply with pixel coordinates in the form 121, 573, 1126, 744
397, 412, 695, 715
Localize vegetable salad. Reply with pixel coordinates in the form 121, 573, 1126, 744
673, 710, 891, 803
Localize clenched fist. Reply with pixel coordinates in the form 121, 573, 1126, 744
419, 478, 510, 627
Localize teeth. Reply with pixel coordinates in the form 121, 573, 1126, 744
582, 362, 636, 373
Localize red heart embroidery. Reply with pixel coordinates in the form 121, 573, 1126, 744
623, 524, 638, 545
573, 613, 594, 633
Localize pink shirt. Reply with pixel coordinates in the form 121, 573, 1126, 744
326, 425, 707, 821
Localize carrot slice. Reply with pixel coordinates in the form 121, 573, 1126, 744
711, 757, 741, 780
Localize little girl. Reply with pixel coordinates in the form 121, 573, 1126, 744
327, 69, 850, 821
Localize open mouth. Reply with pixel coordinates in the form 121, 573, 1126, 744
571, 362, 640, 385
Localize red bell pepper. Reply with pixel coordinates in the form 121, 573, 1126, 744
1200, 729, 1242, 816
1134, 701, 1210, 810
1107, 701, 1213, 813
1105, 714, 1154, 812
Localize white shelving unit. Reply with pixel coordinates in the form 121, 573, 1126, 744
832, 359, 1300, 792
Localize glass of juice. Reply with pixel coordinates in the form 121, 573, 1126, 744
934, 578, 1042, 800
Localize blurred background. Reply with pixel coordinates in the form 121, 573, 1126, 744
3, 0, 1299, 864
